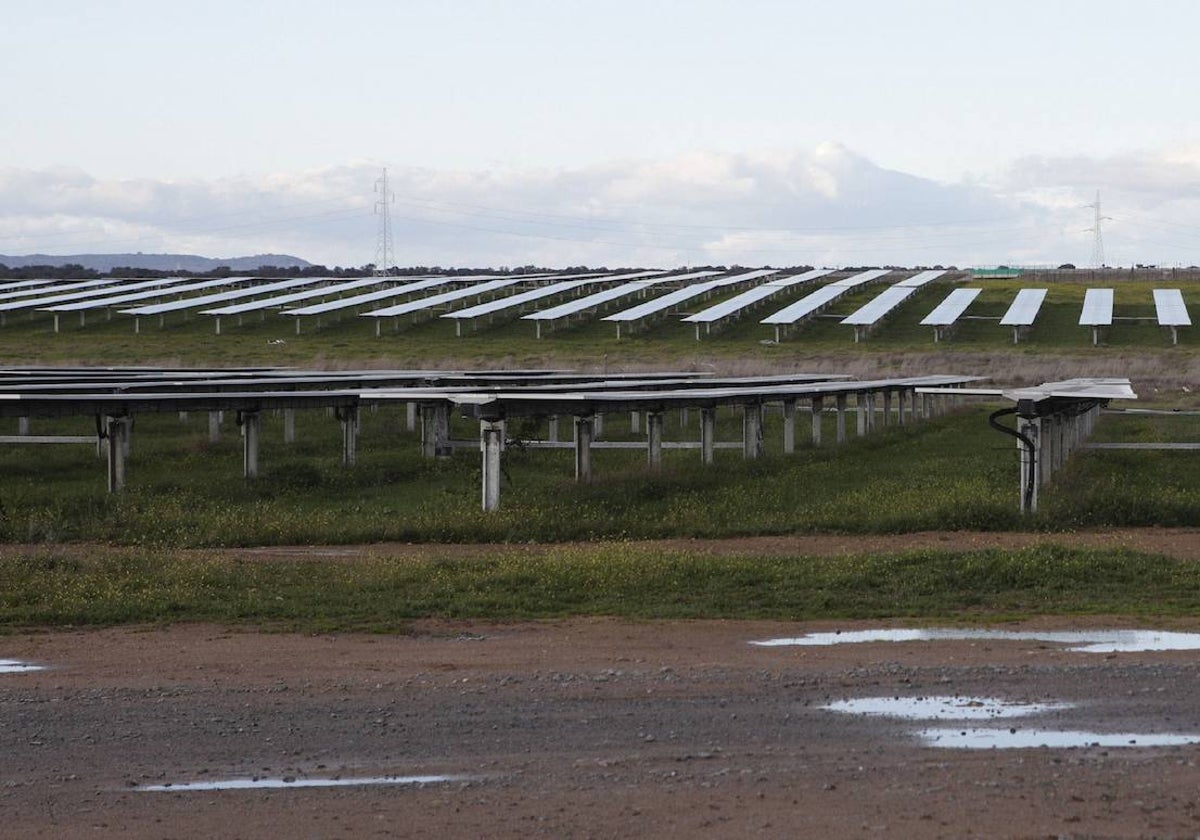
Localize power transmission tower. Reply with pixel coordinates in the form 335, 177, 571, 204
373, 168, 394, 276
1085, 190, 1111, 268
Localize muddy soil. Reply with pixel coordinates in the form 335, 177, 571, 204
6, 613, 1200, 838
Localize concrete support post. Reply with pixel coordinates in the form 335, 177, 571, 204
810, 396, 823, 446
782, 399, 796, 454
548, 415, 560, 442
630, 411, 641, 434
594, 413, 604, 439
865, 392, 877, 433
340, 406, 358, 467
856, 394, 868, 437
700, 408, 716, 465
896, 389, 908, 426
18, 417, 30, 436
105, 415, 127, 493
242, 411, 260, 479
283, 409, 296, 444
421, 404, 451, 458
836, 394, 848, 443
882, 390, 893, 427
742, 404, 764, 459
574, 415, 594, 482
680, 407, 690, 428
208, 411, 221, 443
406, 402, 417, 432
646, 411, 664, 469
480, 420, 503, 511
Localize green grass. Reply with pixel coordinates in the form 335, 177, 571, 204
0, 544, 1196, 631
1, 404, 1198, 547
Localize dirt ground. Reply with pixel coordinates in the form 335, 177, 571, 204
5, 530, 1200, 839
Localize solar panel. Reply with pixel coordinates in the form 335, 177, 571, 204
0, 280, 54, 293
0, 277, 122, 303
0, 277, 187, 313
683, 269, 829, 324
201, 278, 388, 316
840, 286, 918, 326
1153, 289, 1191, 326
761, 270, 891, 324
444, 278, 604, 320
40, 278, 238, 312
999, 289, 1048, 326
920, 288, 981, 326
361, 278, 524, 318
523, 278, 667, 321
282, 278, 451, 317
1079, 288, 1114, 326
896, 269, 947, 288
598, 272, 730, 325
120, 279, 324, 316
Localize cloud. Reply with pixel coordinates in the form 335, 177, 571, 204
3, 145, 1199, 269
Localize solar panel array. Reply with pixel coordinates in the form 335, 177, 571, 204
683, 269, 827, 325
600, 271, 728, 323
761, 269, 891, 325
282, 278, 451, 317
0, 277, 185, 313
120, 278, 323, 316
362, 278, 525, 319
443, 277, 607, 322
201, 278, 389, 316
40, 278, 238, 312
523, 274, 668, 322
0, 278, 120, 304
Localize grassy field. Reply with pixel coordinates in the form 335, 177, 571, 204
2, 274, 1198, 629
1, 543, 1197, 632
1, 403, 1197, 548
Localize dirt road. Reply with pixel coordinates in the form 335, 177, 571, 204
5, 616, 1200, 838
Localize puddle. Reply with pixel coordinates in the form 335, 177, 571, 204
821, 695, 1070, 720
139, 774, 469, 792
917, 728, 1200, 750
0, 659, 46, 674
752, 629, 1200, 653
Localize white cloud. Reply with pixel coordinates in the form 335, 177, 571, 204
3, 146, 1200, 269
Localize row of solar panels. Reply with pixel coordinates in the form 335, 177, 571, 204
0, 273, 1193, 336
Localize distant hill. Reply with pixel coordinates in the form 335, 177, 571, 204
0, 253, 312, 272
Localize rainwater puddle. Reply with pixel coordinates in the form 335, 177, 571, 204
0, 659, 46, 674
140, 774, 468, 792
821, 695, 1070, 720
752, 629, 1200, 653
917, 728, 1200, 750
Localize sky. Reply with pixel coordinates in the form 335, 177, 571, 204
3, 0, 1200, 269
